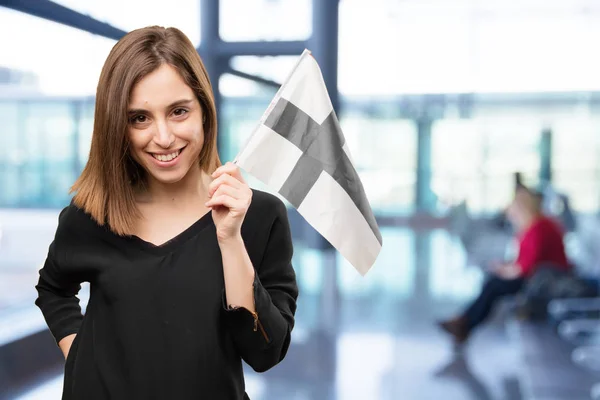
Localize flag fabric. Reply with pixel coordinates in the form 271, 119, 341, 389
234, 49, 382, 276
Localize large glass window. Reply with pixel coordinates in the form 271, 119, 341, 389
0, 8, 115, 97
431, 116, 541, 214
429, 230, 483, 300
338, 0, 600, 96
219, 56, 301, 164
340, 113, 417, 215
229, 56, 299, 86
337, 228, 415, 300
431, 119, 485, 210
478, 115, 542, 209
219, 86, 275, 199
54, 0, 201, 45
0, 8, 114, 208
0, 102, 21, 206
338, 1, 473, 96
220, 0, 312, 42
0, 101, 81, 208
552, 116, 600, 212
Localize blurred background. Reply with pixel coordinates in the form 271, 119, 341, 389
1, 0, 600, 399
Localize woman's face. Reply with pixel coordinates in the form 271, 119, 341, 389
506, 190, 536, 230
127, 64, 204, 186
506, 199, 525, 229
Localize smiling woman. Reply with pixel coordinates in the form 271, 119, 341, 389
71, 27, 220, 235
127, 66, 206, 186
34, 26, 298, 400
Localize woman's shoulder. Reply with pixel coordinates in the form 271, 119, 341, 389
249, 189, 286, 212
246, 189, 288, 226
242, 190, 293, 258
524, 215, 563, 240
54, 201, 106, 242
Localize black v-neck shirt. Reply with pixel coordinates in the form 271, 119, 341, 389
35, 190, 298, 400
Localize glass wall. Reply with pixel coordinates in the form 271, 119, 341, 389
0, 100, 94, 208
340, 112, 417, 215
0, 7, 115, 97
54, 0, 201, 46
552, 114, 600, 212
338, 0, 600, 96
431, 115, 542, 214
220, 0, 312, 42
2, 0, 600, 216
2, 94, 600, 215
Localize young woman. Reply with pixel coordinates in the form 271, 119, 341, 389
35, 26, 298, 399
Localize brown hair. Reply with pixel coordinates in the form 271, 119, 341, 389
71, 26, 221, 236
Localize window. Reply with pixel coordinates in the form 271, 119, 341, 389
0, 8, 113, 207
0, 8, 115, 97
552, 116, 600, 212
339, 0, 600, 95
220, 0, 312, 42
340, 113, 417, 215
432, 116, 541, 214
53, 0, 201, 46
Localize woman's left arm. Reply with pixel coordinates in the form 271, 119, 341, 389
206, 163, 298, 372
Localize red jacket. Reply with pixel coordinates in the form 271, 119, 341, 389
516, 216, 569, 277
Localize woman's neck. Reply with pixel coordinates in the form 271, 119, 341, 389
519, 212, 542, 232
138, 165, 211, 209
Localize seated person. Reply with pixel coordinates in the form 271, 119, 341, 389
438, 187, 570, 345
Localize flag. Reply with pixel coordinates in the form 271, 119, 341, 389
234, 49, 382, 276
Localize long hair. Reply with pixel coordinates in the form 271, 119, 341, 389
70, 26, 221, 236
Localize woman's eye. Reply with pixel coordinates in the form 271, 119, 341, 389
173, 108, 188, 117
131, 115, 147, 124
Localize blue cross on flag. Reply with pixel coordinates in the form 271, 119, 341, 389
234, 49, 382, 276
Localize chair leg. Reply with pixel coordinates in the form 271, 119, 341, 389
559, 319, 600, 341
591, 382, 600, 400
572, 346, 600, 372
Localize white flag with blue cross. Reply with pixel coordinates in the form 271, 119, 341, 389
234, 49, 382, 276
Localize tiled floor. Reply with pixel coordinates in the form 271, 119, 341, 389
5, 227, 526, 400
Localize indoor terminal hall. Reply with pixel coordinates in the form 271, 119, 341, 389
1, 0, 600, 399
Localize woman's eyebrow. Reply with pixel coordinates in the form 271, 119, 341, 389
128, 99, 194, 115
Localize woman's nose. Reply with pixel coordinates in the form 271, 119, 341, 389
153, 121, 175, 148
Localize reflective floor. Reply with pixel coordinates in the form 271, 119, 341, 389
9, 227, 526, 400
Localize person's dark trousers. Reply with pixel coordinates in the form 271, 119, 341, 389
464, 276, 525, 331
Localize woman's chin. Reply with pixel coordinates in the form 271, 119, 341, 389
143, 164, 186, 184
148, 170, 185, 185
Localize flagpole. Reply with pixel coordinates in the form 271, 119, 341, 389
232, 49, 312, 165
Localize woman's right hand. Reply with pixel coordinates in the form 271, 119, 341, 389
58, 334, 77, 360
492, 263, 522, 280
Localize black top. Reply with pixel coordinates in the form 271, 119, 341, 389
35, 190, 298, 400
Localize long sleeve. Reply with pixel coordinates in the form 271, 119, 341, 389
35, 212, 84, 345
222, 200, 298, 372
516, 229, 542, 277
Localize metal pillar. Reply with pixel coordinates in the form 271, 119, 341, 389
216, 41, 306, 57
199, 0, 226, 157
225, 67, 281, 90
305, 0, 340, 245
310, 0, 340, 114
197, 0, 309, 160
416, 116, 434, 212
413, 233, 431, 303
540, 127, 553, 184
308, 0, 340, 336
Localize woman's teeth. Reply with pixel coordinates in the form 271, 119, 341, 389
152, 149, 181, 162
